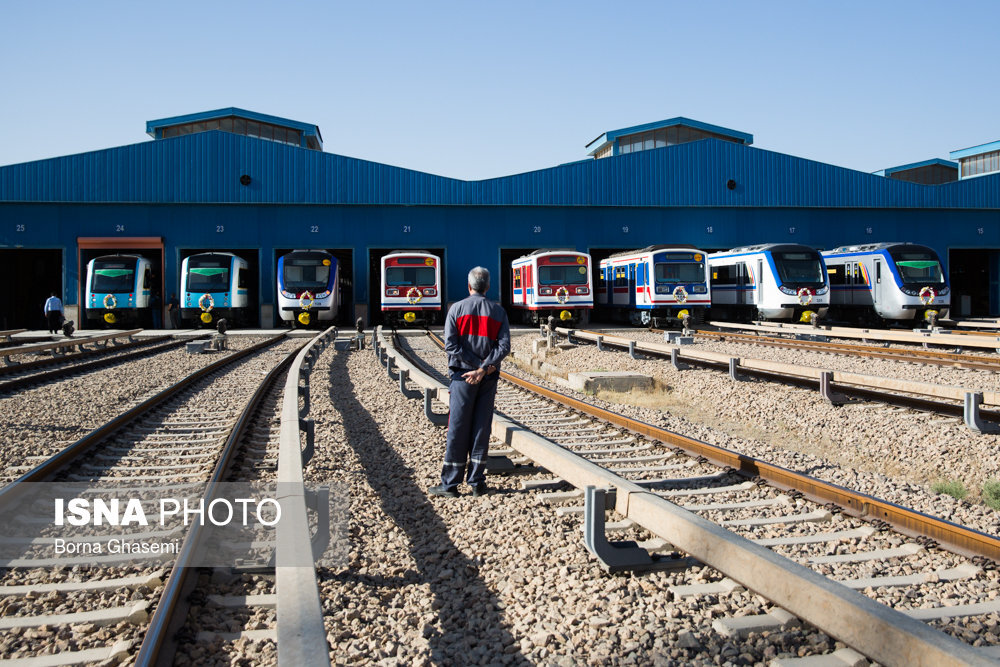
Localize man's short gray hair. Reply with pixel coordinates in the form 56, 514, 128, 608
468, 266, 490, 294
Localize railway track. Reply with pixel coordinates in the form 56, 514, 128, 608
0, 334, 195, 394
686, 328, 1000, 372
558, 327, 1000, 433
383, 329, 1000, 666
0, 330, 336, 666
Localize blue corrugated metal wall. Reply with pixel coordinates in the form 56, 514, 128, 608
3, 132, 1000, 209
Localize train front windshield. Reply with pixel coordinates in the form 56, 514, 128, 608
539, 264, 588, 285
889, 248, 946, 286
386, 267, 435, 286
91, 261, 135, 293
284, 255, 331, 291
773, 251, 825, 286
654, 262, 705, 283
187, 258, 230, 292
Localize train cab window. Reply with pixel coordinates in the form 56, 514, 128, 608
386, 266, 435, 286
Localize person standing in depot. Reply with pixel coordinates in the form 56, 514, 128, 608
429, 266, 510, 498
43, 292, 63, 334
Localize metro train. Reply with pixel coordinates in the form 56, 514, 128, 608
180, 252, 250, 326
85, 254, 153, 327
822, 242, 950, 325
380, 250, 442, 327
707, 244, 829, 322
277, 250, 340, 327
597, 246, 710, 327
511, 249, 593, 325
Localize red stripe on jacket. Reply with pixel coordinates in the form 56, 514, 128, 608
455, 314, 503, 340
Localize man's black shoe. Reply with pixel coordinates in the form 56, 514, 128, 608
471, 483, 489, 497
428, 485, 459, 498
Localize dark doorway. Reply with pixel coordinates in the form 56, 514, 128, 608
177, 248, 260, 327
80, 246, 164, 329
949, 249, 999, 317
272, 248, 354, 327
367, 248, 445, 326
0, 249, 63, 330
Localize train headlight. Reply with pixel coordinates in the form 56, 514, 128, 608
937, 287, 950, 296
815, 286, 829, 296
281, 290, 296, 299
693, 285, 708, 294
422, 288, 437, 297
386, 288, 400, 297
778, 285, 797, 295
316, 291, 330, 299
539, 287, 553, 296
900, 287, 920, 296
655, 285, 670, 294
575, 287, 589, 295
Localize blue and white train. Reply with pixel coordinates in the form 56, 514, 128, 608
85, 254, 153, 327
277, 250, 340, 327
821, 242, 949, 325
511, 249, 593, 325
707, 244, 829, 322
597, 246, 710, 327
180, 252, 250, 327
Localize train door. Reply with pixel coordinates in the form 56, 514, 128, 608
755, 259, 764, 306
628, 263, 637, 308
844, 262, 855, 306
873, 259, 882, 304
636, 262, 645, 307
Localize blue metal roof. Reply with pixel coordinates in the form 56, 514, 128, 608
145, 107, 323, 148
950, 139, 1000, 160
880, 158, 958, 176
2, 131, 999, 209
586, 117, 753, 156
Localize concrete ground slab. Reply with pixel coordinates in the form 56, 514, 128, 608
567, 371, 653, 393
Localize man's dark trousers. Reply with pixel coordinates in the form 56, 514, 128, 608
440, 369, 498, 490
46, 312, 61, 334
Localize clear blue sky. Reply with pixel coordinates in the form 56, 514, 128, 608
1, 1, 997, 180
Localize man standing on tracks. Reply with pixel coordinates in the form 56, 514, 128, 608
43, 292, 63, 334
429, 266, 510, 498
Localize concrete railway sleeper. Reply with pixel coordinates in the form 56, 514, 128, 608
380, 328, 1000, 666
0, 332, 339, 666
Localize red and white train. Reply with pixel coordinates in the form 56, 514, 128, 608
380, 250, 442, 327
511, 249, 593, 325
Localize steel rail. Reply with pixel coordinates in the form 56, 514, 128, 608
134, 337, 305, 667
0, 337, 192, 393
688, 329, 1000, 372
0, 334, 285, 508
427, 330, 1000, 560
408, 330, 994, 666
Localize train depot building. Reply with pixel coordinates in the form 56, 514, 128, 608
1, 107, 999, 329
